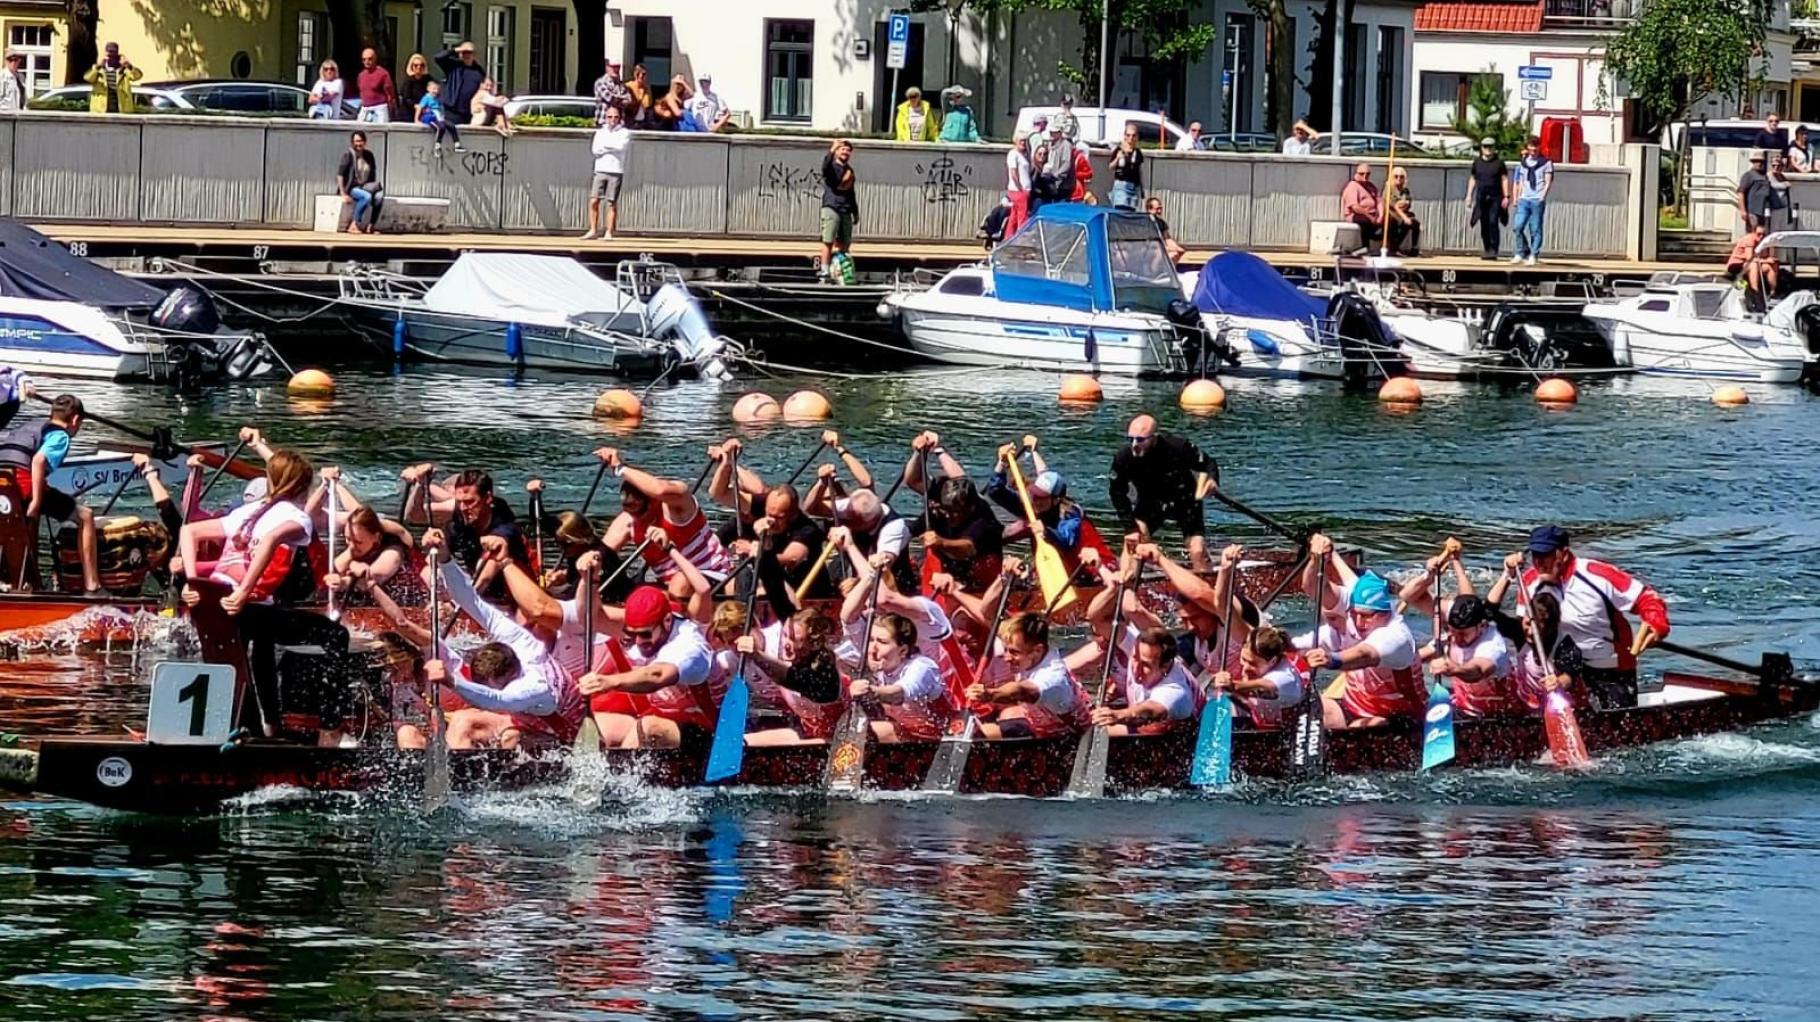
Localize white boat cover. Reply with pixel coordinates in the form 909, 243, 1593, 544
421, 253, 642, 330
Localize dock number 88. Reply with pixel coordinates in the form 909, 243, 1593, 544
67, 241, 87, 257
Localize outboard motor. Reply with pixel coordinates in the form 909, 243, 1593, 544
1327, 292, 1410, 387
152, 285, 222, 336
647, 283, 732, 381
221, 334, 277, 380
1164, 297, 1237, 377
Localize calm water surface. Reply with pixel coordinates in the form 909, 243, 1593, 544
1, 366, 1817, 1019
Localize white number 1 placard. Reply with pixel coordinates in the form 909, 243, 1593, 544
146, 663, 237, 745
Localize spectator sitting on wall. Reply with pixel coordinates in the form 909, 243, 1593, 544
336, 130, 384, 235
593, 58, 630, 127
470, 77, 514, 136
690, 74, 729, 132
1282, 119, 1318, 156
1385, 166, 1421, 257
1175, 121, 1203, 152
356, 48, 397, 124
85, 43, 141, 114
308, 59, 346, 119
626, 64, 654, 129
1341, 162, 1383, 255
1145, 197, 1186, 264
435, 41, 486, 122
894, 87, 939, 142
939, 86, 981, 143
400, 53, 434, 120
416, 80, 463, 155
654, 75, 692, 130
1725, 221, 1779, 313
0, 51, 26, 113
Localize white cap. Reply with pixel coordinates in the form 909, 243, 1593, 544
242, 476, 269, 504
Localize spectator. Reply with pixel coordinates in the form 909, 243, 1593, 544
1053, 94, 1079, 142
690, 73, 728, 131
1736, 149, 1772, 232
469, 77, 514, 135
1787, 125, 1812, 173
336, 130, 383, 234
1769, 153, 1793, 232
1341, 162, 1382, 255
355, 48, 396, 124
400, 53, 433, 119
1282, 119, 1317, 156
1071, 145, 1095, 202
435, 41, 486, 123
583, 104, 630, 241
1465, 136, 1510, 260
308, 59, 346, 119
593, 58, 629, 126
894, 86, 938, 142
1032, 121, 1074, 213
818, 138, 858, 280
1005, 133, 1033, 236
1725, 222, 1779, 311
0, 51, 25, 112
415, 80, 462, 154
653, 75, 691, 130
1752, 113, 1788, 154
1025, 113, 1049, 149
1510, 135, 1553, 266
85, 42, 141, 114
938, 86, 980, 143
1175, 121, 1203, 152
1385, 166, 1421, 256
1145, 196, 1186, 263
1109, 124, 1144, 209
626, 64, 654, 129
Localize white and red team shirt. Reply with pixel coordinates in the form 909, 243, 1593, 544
874, 654, 956, 740
1443, 626, 1521, 717
711, 620, 790, 710
634, 502, 733, 580
1236, 658, 1306, 730
623, 616, 719, 730
1299, 614, 1425, 721
434, 560, 585, 743
1000, 649, 1091, 738
1520, 556, 1670, 671
1114, 624, 1200, 725
209, 499, 315, 604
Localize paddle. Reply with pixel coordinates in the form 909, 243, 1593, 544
1066, 570, 1132, 799
529, 486, 548, 581
824, 573, 884, 794
94, 465, 137, 518
1516, 580, 1590, 769
579, 462, 609, 520
1189, 578, 1235, 787
1652, 638, 1799, 687
423, 547, 451, 812
705, 556, 763, 783
1419, 560, 1456, 772
1287, 549, 1330, 782
1205, 485, 1305, 545
195, 439, 250, 508
1006, 455, 1077, 615
33, 393, 246, 477
325, 481, 341, 623
786, 441, 829, 485
920, 575, 1019, 793
792, 538, 837, 604
570, 561, 603, 758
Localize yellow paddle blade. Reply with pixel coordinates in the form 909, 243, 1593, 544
1322, 673, 1347, 700
1034, 539, 1075, 614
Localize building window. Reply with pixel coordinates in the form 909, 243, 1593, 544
442, 2, 471, 46
7, 24, 52, 96
764, 19, 814, 122
1419, 71, 1501, 130
1375, 26, 1403, 135
630, 16, 673, 97
296, 12, 327, 86
486, 6, 513, 89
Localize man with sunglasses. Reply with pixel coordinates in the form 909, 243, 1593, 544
1514, 525, 1668, 710
1108, 414, 1219, 572
579, 583, 718, 749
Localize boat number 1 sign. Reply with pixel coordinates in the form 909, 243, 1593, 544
146, 662, 237, 745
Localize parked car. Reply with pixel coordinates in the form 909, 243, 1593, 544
1667, 118, 1813, 152
1012, 105, 1191, 148
504, 95, 596, 123
1308, 132, 1432, 157
28, 79, 356, 117
1194, 131, 1280, 153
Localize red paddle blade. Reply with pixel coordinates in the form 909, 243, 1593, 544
1544, 692, 1592, 769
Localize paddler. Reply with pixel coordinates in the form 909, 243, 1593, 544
848, 612, 957, 742
1513, 525, 1669, 710
1134, 541, 1266, 679
1397, 546, 1522, 716
0, 394, 102, 592
964, 612, 1090, 740
1487, 555, 1590, 712
984, 436, 1108, 576
709, 438, 825, 594
1090, 624, 1199, 736
903, 432, 1004, 594
577, 583, 719, 749
419, 529, 585, 749
314, 466, 423, 606
835, 534, 966, 681
1108, 414, 1219, 572
1298, 534, 1425, 729
1211, 626, 1307, 729
818, 486, 918, 594
597, 446, 733, 601
736, 604, 848, 746
400, 464, 529, 603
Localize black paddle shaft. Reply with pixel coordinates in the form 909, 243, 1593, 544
1207, 486, 1308, 544
1656, 639, 1797, 686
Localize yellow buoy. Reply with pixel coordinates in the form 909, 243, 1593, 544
1179, 378, 1227, 411
1377, 376, 1423, 406
1534, 377, 1578, 405
286, 369, 335, 397
782, 390, 832, 422
731, 391, 783, 423
592, 388, 645, 421
1712, 385, 1751, 407
1058, 374, 1103, 403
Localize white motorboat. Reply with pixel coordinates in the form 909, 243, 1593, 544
1181, 251, 1408, 382
340, 253, 737, 379
880, 204, 1190, 376
1581, 232, 1820, 384
0, 221, 274, 383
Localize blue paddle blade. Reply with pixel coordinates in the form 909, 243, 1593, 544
1420, 687, 1455, 772
704, 672, 750, 783
1190, 693, 1234, 787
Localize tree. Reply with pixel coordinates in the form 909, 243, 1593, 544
1302, 0, 1356, 133
1450, 75, 1528, 157
1248, 0, 1294, 135
63, 0, 97, 84
983, 0, 1214, 104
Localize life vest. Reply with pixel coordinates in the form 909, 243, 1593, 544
850, 507, 919, 593
874, 654, 957, 741
0, 418, 55, 473
211, 501, 327, 604
457, 656, 586, 744
635, 504, 732, 579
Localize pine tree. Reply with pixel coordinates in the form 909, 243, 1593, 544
1450, 75, 1528, 158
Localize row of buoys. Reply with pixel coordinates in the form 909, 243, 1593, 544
589, 388, 837, 425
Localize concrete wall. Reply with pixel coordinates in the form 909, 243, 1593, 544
0, 111, 1647, 257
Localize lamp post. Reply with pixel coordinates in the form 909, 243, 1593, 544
947, 0, 965, 89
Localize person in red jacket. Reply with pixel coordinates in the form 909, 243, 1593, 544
1516, 525, 1669, 710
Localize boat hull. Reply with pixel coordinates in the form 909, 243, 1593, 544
892, 303, 1180, 376
1585, 312, 1808, 384
0, 300, 147, 379
395, 311, 673, 376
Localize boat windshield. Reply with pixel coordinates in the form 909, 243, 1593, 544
1104, 215, 1179, 313
991, 220, 1091, 286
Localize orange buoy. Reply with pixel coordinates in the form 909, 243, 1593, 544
1534, 377, 1578, 405
591, 388, 645, 421
286, 369, 335, 397
1058, 374, 1103, 403
1712, 385, 1751, 407
1179, 378, 1227, 411
731, 391, 783, 423
1377, 376, 1423, 406
782, 390, 832, 422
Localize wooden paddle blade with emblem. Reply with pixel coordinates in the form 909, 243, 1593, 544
705, 672, 750, 783
1544, 691, 1591, 769
920, 715, 976, 793
1190, 692, 1234, 787
823, 706, 870, 793
1420, 686, 1456, 772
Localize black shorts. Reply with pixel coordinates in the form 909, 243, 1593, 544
1579, 666, 1638, 711
36, 486, 76, 522
1135, 491, 1205, 540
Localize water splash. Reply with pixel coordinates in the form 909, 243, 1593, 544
458, 753, 703, 836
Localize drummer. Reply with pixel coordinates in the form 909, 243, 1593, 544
2, 395, 101, 592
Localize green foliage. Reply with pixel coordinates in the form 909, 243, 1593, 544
514, 113, 595, 129
970, 0, 1216, 87
1602, 0, 1766, 128
1450, 75, 1529, 158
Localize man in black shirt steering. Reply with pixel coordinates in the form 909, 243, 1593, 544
1108, 413, 1218, 572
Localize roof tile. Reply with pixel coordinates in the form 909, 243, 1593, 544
1414, 1, 1545, 33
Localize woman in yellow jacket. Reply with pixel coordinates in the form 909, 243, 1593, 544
84, 43, 143, 114
893, 86, 940, 142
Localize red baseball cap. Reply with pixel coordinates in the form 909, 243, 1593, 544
623, 585, 670, 630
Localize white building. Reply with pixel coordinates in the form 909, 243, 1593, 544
600, 0, 1416, 138
1410, 0, 1794, 150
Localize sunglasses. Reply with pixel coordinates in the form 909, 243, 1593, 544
624, 626, 659, 642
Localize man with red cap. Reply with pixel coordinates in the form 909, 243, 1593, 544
598, 446, 732, 600
578, 583, 718, 749
1515, 524, 1668, 709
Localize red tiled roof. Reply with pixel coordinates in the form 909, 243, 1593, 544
1414, 0, 1544, 33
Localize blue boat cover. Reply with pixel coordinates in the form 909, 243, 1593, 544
0, 220, 166, 310
1191, 251, 1325, 323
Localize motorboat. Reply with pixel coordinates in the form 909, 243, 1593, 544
339, 253, 737, 379
0, 221, 275, 384
1181, 251, 1408, 382
1580, 232, 1820, 383
879, 204, 1193, 376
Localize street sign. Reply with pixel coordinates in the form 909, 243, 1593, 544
1517, 65, 1552, 81
1520, 80, 1548, 101
887, 13, 909, 71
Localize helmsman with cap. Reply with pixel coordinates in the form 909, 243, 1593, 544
579, 583, 719, 749
1516, 524, 1669, 710
1298, 534, 1426, 728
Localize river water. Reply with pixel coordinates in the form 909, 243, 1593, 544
1, 367, 1818, 1020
